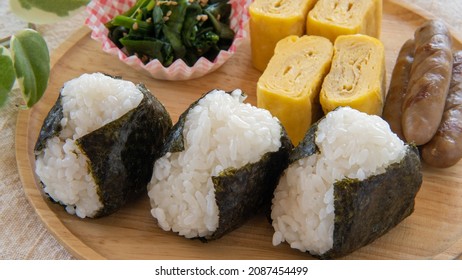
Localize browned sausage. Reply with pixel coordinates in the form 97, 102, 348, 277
382, 39, 415, 140
422, 51, 462, 168
401, 19, 453, 145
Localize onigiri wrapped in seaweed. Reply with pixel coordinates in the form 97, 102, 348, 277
271, 107, 422, 258
148, 89, 292, 240
35, 73, 172, 218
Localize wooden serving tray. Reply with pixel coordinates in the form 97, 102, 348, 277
16, 0, 462, 259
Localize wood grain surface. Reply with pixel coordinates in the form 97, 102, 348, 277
15, 1, 462, 259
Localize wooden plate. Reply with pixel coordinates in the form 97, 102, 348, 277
16, 1, 462, 259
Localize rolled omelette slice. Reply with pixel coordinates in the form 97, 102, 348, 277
249, 0, 317, 72
320, 34, 386, 115
257, 35, 334, 145
307, 0, 382, 42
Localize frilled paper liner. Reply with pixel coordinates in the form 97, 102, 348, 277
85, 0, 250, 80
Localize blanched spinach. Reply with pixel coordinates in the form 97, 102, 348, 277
105, 0, 235, 67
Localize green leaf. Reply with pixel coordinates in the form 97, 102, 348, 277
10, 0, 89, 24
0, 46, 16, 108
10, 29, 50, 108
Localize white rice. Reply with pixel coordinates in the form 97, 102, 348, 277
35, 73, 143, 218
271, 107, 406, 255
147, 89, 282, 238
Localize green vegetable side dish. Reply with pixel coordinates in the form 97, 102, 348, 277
105, 0, 235, 67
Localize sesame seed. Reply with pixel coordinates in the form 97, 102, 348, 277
157, 0, 177, 5
196, 14, 208, 21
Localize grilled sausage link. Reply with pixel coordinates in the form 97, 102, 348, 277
422, 51, 462, 168
382, 39, 415, 140
401, 19, 453, 145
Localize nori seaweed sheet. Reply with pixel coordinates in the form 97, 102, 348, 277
210, 137, 292, 240
34, 94, 64, 153
76, 84, 172, 217
34, 83, 172, 218
159, 89, 214, 156
290, 119, 422, 259
34, 93, 65, 204
160, 89, 293, 240
288, 120, 319, 164
323, 145, 422, 259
